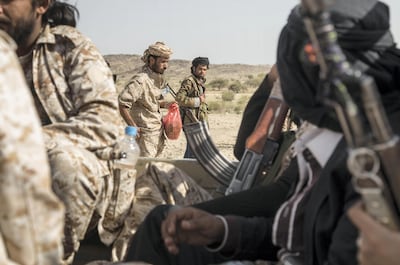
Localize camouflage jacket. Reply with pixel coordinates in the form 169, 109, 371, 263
118, 66, 166, 132
176, 75, 209, 124
31, 25, 123, 160
0, 30, 65, 265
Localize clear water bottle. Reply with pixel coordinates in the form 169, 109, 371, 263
114, 126, 140, 170
102, 126, 140, 244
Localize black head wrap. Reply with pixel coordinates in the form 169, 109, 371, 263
277, 0, 400, 133
192, 57, 210, 68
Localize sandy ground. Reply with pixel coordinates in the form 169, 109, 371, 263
160, 113, 242, 161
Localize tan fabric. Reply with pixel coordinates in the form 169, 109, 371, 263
110, 162, 213, 261
26, 24, 129, 263
141, 41, 172, 64
118, 67, 167, 157
0, 30, 65, 265
137, 129, 166, 158
98, 167, 137, 246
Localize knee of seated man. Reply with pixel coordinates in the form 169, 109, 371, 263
144, 205, 175, 227
148, 205, 173, 219
48, 145, 104, 193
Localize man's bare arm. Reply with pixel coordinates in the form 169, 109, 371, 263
119, 104, 137, 127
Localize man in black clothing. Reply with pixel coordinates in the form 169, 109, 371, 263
126, 1, 400, 264
233, 64, 279, 160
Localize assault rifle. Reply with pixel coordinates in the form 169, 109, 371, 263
225, 79, 289, 195
301, 0, 400, 230
165, 83, 238, 188
167, 80, 289, 194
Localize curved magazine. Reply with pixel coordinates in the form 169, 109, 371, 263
183, 121, 238, 188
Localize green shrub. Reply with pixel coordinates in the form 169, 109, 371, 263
208, 101, 225, 112
228, 80, 244, 93
221, 91, 235, 101
244, 78, 261, 88
237, 95, 250, 105
208, 78, 229, 90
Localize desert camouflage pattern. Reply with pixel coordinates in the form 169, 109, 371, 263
110, 162, 213, 261
119, 67, 167, 157
0, 30, 65, 265
26, 24, 131, 263
98, 167, 137, 247
137, 129, 166, 158
176, 75, 209, 125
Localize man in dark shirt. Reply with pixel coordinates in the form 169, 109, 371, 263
125, 1, 400, 264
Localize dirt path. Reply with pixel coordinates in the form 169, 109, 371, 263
161, 113, 242, 161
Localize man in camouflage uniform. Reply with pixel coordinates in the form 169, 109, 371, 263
176, 57, 210, 158
0, 30, 65, 265
118, 41, 174, 157
0, 1, 129, 263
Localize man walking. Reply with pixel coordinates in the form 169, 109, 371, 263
119, 41, 173, 157
175, 57, 210, 158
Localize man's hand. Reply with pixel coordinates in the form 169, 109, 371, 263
161, 207, 225, 255
199, 94, 206, 103
348, 202, 400, 265
159, 100, 177, 109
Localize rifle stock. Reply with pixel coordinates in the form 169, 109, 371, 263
225, 78, 289, 195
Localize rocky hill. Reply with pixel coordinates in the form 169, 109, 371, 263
104, 54, 271, 92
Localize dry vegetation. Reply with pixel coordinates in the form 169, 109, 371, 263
104, 54, 272, 160
104, 54, 271, 93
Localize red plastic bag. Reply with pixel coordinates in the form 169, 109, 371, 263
162, 103, 182, 140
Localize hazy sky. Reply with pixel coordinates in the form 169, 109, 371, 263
75, 0, 400, 65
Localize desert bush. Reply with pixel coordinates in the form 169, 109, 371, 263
244, 73, 265, 88
233, 104, 243, 114
208, 78, 229, 90
208, 101, 225, 112
237, 95, 250, 106
228, 80, 244, 93
208, 96, 248, 114
221, 91, 235, 101
244, 77, 262, 88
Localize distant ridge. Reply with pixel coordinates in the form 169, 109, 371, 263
104, 54, 271, 92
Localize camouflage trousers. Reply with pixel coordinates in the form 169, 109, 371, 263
48, 145, 113, 264
48, 144, 211, 264
137, 128, 166, 158
110, 162, 213, 261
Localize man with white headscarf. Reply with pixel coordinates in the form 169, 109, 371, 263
119, 41, 174, 157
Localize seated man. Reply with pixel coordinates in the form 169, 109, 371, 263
124, 1, 400, 264
0, 0, 126, 263
0, 29, 64, 265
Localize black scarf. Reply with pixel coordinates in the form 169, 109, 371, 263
277, 0, 400, 133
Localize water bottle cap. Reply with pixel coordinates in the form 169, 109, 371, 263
125, 126, 138, 136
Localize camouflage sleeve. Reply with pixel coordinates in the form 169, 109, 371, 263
0, 31, 64, 265
175, 78, 200, 108
118, 78, 144, 109
42, 30, 123, 150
